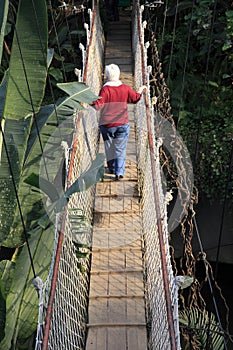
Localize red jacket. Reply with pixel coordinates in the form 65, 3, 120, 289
93, 83, 141, 127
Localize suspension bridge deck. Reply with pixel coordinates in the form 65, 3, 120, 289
86, 13, 148, 350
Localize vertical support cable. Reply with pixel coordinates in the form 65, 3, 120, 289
136, 2, 177, 349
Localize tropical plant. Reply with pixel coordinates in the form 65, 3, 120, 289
179, 307, 225, 349
0, 0, 102, 348
148, 0, 233, 202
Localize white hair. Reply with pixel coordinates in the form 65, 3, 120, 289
105, 64, 120, 82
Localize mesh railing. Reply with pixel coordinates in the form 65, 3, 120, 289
132, 2, 180, 349
35, 4, 104, 350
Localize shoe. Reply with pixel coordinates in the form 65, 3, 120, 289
115, 175, 124, 180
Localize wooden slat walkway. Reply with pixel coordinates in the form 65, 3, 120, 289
86, 12, 147, 350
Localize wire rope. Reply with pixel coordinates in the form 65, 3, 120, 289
160, 0, 168, 58
63, 5, 79, 67
176, 0, 195, 128
193, 0, 218, 165
167, 0, 179, 84
48, 0, 67, 82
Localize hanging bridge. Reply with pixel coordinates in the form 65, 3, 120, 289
36, 2, 183, 350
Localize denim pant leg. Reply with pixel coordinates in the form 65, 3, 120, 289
114, 124, 130, 176
99, 125, 115, 172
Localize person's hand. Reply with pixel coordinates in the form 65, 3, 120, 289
138, 85, 147, 94
79, 102, 88, 108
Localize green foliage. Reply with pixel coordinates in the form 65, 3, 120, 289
0, 226, 54, 350
0, 0, 48, 247
152, 0, 233, 201
0, 0, 9, 64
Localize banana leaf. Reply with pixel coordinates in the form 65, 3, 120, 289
57, 81, 101, 104
24, 153, 105, 213
0, 0, 48, 246
3, 0, 48, 120
0, 82, 100, 247
64, 153, 105, 198
0, 225, 54, 349
0, 259, 15, 342
0, 0, 9, 65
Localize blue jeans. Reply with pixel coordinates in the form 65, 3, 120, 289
99, 124, 130, 176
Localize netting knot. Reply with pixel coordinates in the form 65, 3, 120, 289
157, 137, 163, 148
165, 189, 173, 205
197, 252, 207, 261
33, 276, 44, 292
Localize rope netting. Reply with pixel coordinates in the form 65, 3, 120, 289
35, 2, 180, 349
35, 4, 104, 350
132, 3, 179, 349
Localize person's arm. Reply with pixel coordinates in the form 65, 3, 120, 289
127, 85, 147, 103
92, 87, 107, 110
137, 85, 147, 94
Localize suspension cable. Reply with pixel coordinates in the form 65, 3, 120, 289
193, 0, 218, 165
167, 0, 179, 83
177, 0, 195, 127
47, 0, 67, 82
160, 0, 168, 58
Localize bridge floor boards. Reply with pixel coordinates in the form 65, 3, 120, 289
86, 10, 147, 350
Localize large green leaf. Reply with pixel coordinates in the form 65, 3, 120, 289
0, 260, 15, 342
0, 117, 33, 246
0, 0, 9, 65
0, 83, 100, 247
3, 0, 48, 120
24, 153, 105, 213
0, 70, 8, 119
0, 0, 48, 246
64, 153, 105, 198
0, 225, 54, 349
57, 81, 101, 105
0, 71, 8, 159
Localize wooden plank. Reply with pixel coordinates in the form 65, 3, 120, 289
89, 272, 144, 298
88, 298, 145, 324
106, 328, 126, 350
91, 232, 142, 249
94, 196, 140, 212
86, 328, 107, 350
127, 327, 148, 350
91, 248, 143, 271
86, 326, 147, 350
86, 16, 147, 349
